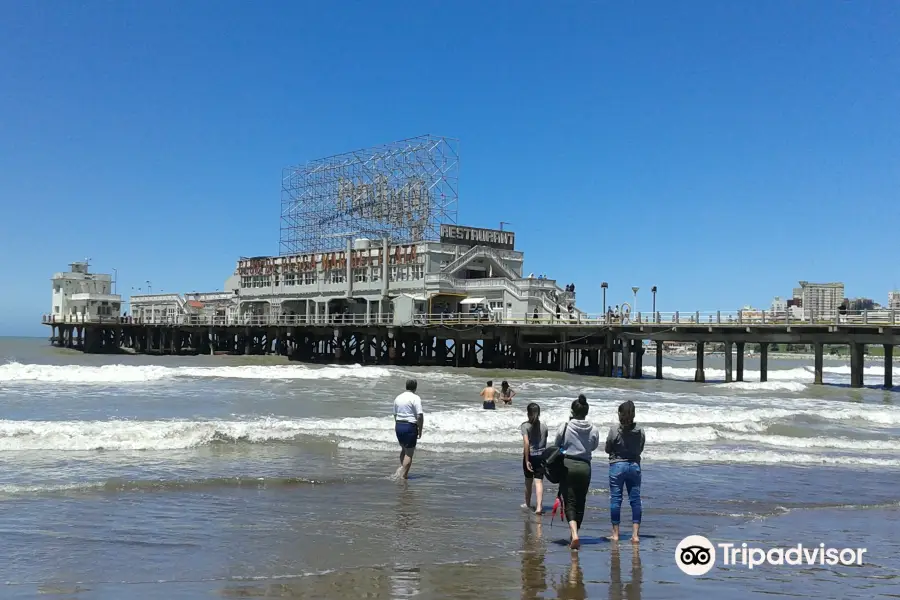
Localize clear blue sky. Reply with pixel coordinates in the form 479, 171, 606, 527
2, 1, 898, 336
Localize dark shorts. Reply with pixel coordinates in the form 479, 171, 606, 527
524, 454, 546, 479
483, 401, 496, 410
396, 421, 418, 449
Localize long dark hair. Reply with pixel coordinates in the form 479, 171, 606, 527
618, 400, 636, 431
526, 402, 541, 437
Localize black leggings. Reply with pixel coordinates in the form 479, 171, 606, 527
560, 457, 592, 528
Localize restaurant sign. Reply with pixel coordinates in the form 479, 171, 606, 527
439, 224, 515, 250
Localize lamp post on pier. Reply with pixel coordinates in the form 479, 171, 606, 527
601, 282, 608, 323
632, 287, 639, 319
651, 286, 657, 318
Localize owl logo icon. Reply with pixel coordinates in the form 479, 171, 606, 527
675, 535, 716, 576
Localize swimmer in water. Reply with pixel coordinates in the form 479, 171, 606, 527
480, 380, 498, 410
500, 380, 516, 406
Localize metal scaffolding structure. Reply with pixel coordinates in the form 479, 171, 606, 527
279, 135, 460, 255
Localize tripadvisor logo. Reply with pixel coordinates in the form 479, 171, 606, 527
675, 535, 867, 575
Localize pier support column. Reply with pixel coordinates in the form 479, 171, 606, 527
736, 342, 745, 382
760, 344, 768, 382
724, 342, 733, 383
885, 345, 894, 389
813, 342, 824, 385
632, 341, 643, 379
850, 343, 865, 388
694, 342, 705, 382
621, 338, 631, 378
656, 340, 663, 379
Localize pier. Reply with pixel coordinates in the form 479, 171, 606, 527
42, 309, 900, 389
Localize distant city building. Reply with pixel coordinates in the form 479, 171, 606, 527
770, 296, 787, 315
848, 297, 877, 312
890, 291, 900, 310
795, 281, 845, 318
50, 261, 121, 322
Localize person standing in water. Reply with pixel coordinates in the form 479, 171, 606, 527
499, 381, 516, 406
480, 380, 498, 410
553, 394, 600, 549
606, 400, 645, 543
392, 379, 424, 480
521, 402, 549, 514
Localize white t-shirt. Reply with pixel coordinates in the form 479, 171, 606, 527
393, 391, 423, 423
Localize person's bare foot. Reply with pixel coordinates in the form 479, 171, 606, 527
569, 536, 580, 550
632, 535, 639, 544
534, 509, 543, 515
609, 533, 619, 541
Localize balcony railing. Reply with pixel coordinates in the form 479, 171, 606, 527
42, 309, 900, 328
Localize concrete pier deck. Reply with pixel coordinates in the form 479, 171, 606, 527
42, 311, 900, 389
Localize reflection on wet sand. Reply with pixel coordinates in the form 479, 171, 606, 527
521, 519, 547, 599
555, 551, 586, 600
609, 544, 642, 600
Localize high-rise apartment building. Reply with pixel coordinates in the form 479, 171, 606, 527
795, 281, 845, 318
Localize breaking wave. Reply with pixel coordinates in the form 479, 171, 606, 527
0, 362, 391, 384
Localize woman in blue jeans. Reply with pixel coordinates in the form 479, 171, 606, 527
605, 400, 645, 542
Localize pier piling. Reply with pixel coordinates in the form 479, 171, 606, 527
655, 340, 663, 379
814, 342, 824, 385
886, 345, 894, 389
850, 343, 865, 388
736, 342, 745, 382
760, 344, 768, 382
694, 342, 705, 383
724, 342, 733, 383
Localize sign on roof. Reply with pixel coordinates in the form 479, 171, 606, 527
439, 225, 515, 250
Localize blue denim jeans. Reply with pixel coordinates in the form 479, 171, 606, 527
609, 461, 642, 525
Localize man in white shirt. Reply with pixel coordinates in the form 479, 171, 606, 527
393, 379, 424, 480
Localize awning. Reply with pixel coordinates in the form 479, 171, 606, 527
459, 297, 487, 305
395, 293, 428, 301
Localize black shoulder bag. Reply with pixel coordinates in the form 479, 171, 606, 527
541, 422, 568, 484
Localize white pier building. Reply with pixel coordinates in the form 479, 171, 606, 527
49, 261, 122, 323
127, 225, 583, 326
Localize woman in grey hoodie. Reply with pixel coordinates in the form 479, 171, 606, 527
553, 394, 600, 549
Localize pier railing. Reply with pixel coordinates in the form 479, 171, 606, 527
42, 309, 900, 328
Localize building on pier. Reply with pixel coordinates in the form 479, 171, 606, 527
49, 261, 121, 323
129, 291, 238, 323
232, 224, 584, 325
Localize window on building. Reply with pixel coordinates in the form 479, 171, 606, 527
331, 270, 346, 284
284, 273, 296, 286
354, 268, 368, 283
389, 266, 403, 282
303, 272, 317, 285
411, 265, 424, 280
371, 269, 381, 282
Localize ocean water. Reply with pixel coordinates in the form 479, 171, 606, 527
1, 336, 899, 598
